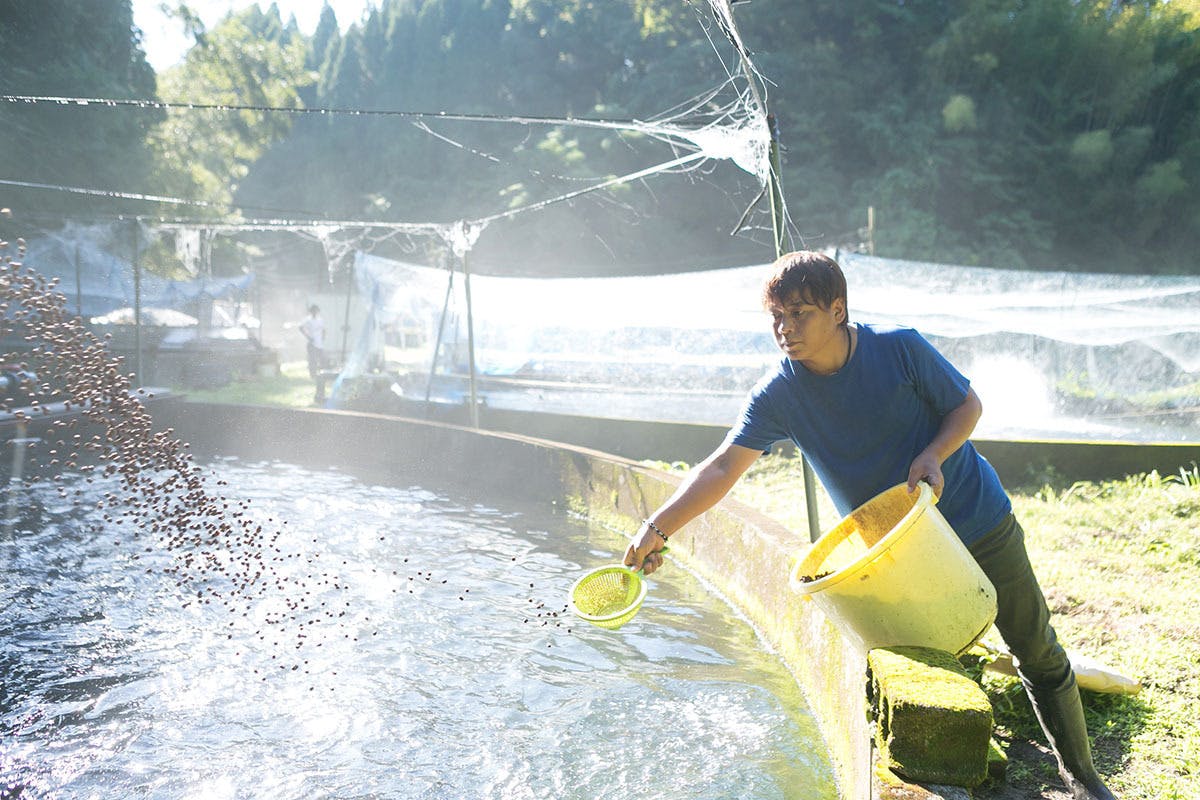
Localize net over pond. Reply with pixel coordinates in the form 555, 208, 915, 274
0, 458, 835, 800
339, 251, 1200, 443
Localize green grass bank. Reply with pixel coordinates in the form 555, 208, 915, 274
703, 451, 1200, 800
175, 360, 318, 408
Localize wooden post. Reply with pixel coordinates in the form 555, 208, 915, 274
868, 205, 876, 256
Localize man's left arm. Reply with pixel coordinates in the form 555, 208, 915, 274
907, 387, 982, 497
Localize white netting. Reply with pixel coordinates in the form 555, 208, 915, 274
839, 253, 1200, 349
336, 248, 1200, 442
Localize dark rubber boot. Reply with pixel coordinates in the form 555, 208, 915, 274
1024, 673, 1117, 800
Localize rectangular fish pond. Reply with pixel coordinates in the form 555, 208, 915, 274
0, 418, 837, 799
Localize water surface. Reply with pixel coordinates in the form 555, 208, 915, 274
1, 458, 835, 799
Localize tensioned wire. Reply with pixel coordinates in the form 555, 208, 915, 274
0, 1, 783, 247
0, 91, 768, 180
0, 176, 215, 209
0, 97, 764, 242
0, 93, 649, 127
0, 150, 707, 234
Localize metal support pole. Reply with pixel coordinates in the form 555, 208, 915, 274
766, 114, 821, 543
131, 219, 142, 387
340, 256, 354, 367
197, 230, 212, 338
461, 251, 480, 429
74, 242, 82, 318
4, 420, 30, 537
424, 266, 455, 407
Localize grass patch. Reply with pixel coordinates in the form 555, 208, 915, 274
991, 469, 1200, 800
657, 451, 1199, 800
1058, 373, 1200, 410
167, 360, 318, 408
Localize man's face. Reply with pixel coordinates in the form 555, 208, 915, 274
767, 290, 845, 362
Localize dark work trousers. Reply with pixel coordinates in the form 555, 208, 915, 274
306, 343, 323, 379
967, 513, 1073, 690
307, 343, 326, 402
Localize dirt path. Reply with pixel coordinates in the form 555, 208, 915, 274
974, 736, 1073, 800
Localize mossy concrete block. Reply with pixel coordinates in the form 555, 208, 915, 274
869, 646, 993, 788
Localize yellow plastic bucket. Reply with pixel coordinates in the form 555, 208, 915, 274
789, 482, 997, 655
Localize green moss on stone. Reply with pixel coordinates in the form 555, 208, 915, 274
564, 495, 589, 518
987, 736, 1008, 779
869, 646, 993, 788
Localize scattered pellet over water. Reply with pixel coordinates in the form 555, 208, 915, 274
1, 255, 322, 643
2, 251, 834, 798
2, 460, 835, 799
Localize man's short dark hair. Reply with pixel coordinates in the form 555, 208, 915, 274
309, 304, 320, 314
763, 251, 849, 322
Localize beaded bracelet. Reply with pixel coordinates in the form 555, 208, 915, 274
645, 519, 669, 541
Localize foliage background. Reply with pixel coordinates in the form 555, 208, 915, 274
1, 0, 1199, 277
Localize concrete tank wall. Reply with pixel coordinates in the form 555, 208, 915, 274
374, 397, 1200, 487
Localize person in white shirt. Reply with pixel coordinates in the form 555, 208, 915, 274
298, 304, 326, 403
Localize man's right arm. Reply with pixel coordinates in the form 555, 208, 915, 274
623, 441, 762, 574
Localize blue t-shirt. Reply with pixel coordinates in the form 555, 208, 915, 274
728, 324, 1010, 546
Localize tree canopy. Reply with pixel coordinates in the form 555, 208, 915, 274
1, 0, 1197, 275
0, 0, 159, 218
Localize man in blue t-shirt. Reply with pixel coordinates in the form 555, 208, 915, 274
624, 251, 1114, 800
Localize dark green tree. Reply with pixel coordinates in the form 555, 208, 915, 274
233, 0, 1200, 274
0, 0, 160, 218
924, 0, 1200, 270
